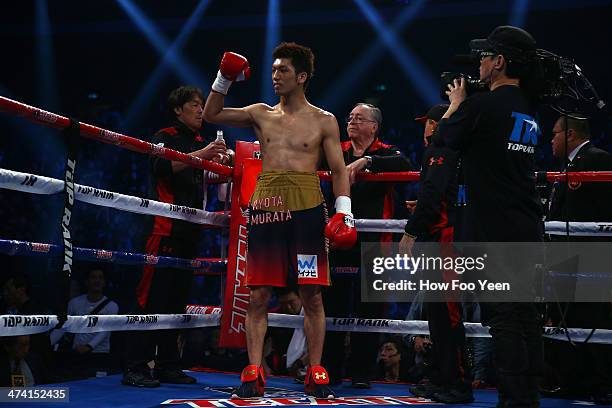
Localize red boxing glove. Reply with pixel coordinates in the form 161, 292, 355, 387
212, 52, 251, 95
220, 52, 251, 81
325, 213, 356, 250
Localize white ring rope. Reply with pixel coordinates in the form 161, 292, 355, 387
3, 168, 609, 236
0, 168, 229, 227
3, 313, 611, 344
545, 221, 612, 236
1, 314, 220, 336
355, 219, 408, 233
356, 218, 612, 236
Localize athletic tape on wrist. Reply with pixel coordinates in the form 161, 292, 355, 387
335, 195, 352, 217
212, 70, 232, 95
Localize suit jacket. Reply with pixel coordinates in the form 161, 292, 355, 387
548, 142, 612, 222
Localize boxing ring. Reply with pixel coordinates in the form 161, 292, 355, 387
1, 95, 612, 407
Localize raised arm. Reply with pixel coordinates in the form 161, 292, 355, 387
204, 94, 264, 128
438, 77, 478, 150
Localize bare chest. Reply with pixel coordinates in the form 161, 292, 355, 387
258, 115, 323, 154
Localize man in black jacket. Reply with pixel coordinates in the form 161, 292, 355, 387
403, 104, 458, 244
545, 115, 612, 405
323, 103, 411, 388
122, 86, 227, 388
549, 115, 612, 222
437, 26, 544, 408
401, 105, 472, 403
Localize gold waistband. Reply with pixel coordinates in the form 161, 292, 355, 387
250, 171, 323, 212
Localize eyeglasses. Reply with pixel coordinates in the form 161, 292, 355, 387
479, 51, 498, 59
346, 116, 377, 125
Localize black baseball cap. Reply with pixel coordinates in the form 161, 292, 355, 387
470, 25, 536, 57
415, 104, 449, 123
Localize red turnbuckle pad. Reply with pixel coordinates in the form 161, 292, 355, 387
305, 365, 330, 385
240, 365, 265, 384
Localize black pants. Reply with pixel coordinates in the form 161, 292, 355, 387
125, 235, 195, 372
481, 302, 543, 408
425, 301, 470, 388
544, 302, 612, 398
322, 273, 384, 382
422, 229, 470, 389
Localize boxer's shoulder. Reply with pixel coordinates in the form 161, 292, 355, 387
308, 104, 336, 121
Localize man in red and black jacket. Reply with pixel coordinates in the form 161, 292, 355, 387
401, 104, 473, 404
123, 86, 227, 388
403, 104, 459, 243
323, 103, 411, 388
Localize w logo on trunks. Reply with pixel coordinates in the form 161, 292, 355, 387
297, 254, 318, 278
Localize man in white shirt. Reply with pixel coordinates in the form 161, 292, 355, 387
55, 269, 118, 377
68, 269, 118, 354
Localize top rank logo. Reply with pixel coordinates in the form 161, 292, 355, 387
507, 112, 541, 154
33, 109, 57, 124
144, 255, 159, 265
31, 243, 51, 253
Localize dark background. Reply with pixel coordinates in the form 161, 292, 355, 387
1, 0, 611, 312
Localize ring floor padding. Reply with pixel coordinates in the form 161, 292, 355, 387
16, 370, 592, 407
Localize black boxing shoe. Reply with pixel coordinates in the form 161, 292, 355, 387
305, 365, 336, 399
231, 365, 265, 399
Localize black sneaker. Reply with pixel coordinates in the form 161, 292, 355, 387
432, 388, 475, 404
122, 370, 160, 388
156, 369, 197, 384
409, 383, 445, 398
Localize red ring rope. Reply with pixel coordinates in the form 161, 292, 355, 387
3, 95, 612, 183
0, 96, 233, 176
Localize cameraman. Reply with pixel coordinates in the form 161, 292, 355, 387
437, 26, 543, 408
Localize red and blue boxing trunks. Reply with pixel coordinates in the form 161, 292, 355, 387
246, 171, 330, 287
